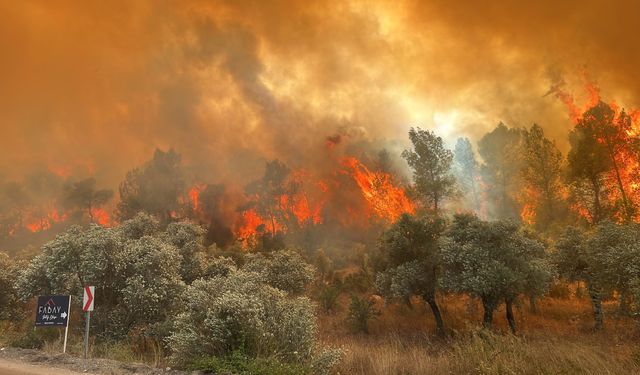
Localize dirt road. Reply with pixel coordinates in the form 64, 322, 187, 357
0, 358, 88, 375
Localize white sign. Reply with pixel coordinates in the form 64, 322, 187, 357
83, 286, 94, 312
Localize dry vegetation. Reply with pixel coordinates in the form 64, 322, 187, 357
319, 293, 640, 375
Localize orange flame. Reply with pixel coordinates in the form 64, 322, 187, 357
341, 157, 415, 221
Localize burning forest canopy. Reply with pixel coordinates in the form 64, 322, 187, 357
2, 0, 640, 254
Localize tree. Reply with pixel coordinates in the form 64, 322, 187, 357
478, 123, 524, 220
15, 213, 190, 338
402, 127, 456, 212
243, 249, 315, 294
374, 213, 446, 335
168, 271, 317, 365
62, 177, 113, 224
245, 159, 291, 237
0, 252, 21, 320
117, 149, 185, 223
346, 295, 380, 334
521, 124, 565, 230
566, 102, 638, 224
163, 221, 209, 284
197, 184, 234, 247
441, 214, 553, 333
453, 137, 481, 213
555, 222, 639, 328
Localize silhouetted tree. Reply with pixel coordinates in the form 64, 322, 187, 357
478, 123, 524, 220
402, 127, 456, 213
117, 149, 185, 223
521, 124, 565, 230
245, 159, 291, 237
62, 177, 113, 223
453, 137, 480, 213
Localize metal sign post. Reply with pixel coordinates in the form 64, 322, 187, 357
82, 286, 95, 365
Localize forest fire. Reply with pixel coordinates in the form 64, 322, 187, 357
341, 157, 415, 221
232, 156, 414, 241
554, 83, 640, 224
25, 209, 67, 233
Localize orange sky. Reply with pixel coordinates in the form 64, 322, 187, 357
1, 0, 639, 188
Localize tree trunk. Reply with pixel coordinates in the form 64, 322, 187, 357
618, 290, 630, 315
505, 298, 516, 334
529, 294, 538, 314
588, 283, 604, 330
607, 145, 632, 221
591, 177, 602, 225
481, 296, 496, 328
425, 295, 445, 337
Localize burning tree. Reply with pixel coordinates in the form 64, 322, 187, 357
521, 124, 565, 230
62, 177, 113, 225
117, 148, 185, 223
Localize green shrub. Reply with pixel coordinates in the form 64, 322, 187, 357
9, 328, 58, 349
189, 351, 311, 375
168, 271, 317, 365
347, 295, 380, 334
319, 284, 342, 314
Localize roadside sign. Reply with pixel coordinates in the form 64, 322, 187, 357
83, 286, 95, 365
35, 295, 71, 327
83, 286, 94, 312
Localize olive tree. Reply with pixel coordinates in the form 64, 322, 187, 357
16, 213, 194, 338
374, 213, 446, 335
167, 250, 332, 370
0, 252, 21, 320
441, 214, 553, 333
555, 222, 640, 328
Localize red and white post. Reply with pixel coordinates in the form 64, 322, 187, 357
82, 286, 95, 363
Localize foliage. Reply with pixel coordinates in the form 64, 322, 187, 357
402, 127, 456, 212
0, 252, 21, 320
347, 295, 380, 334
189, 351, 312, 375
168, 271, 318, 365
555, 221, 640, 326
14, 213, 205, 338
374, 213, 446, 332
441, 214, 553, 329
163, 221, 209, 283
244, 249, 315, 294
318, 283, 342, 313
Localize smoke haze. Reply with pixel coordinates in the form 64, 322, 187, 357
1, 0, 639, 188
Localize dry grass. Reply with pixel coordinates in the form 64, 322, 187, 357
319, 293, 640, 374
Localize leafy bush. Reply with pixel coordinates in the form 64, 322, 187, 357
189, 351, 311, 375
244, 249, 315, 294
347, 295, 380, 334
319, 284, 342, 314
168, 271, 317, 365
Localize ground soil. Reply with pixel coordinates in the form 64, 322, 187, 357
0, 348, 186, 375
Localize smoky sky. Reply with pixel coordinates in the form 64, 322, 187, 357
1, 0, 639, 189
